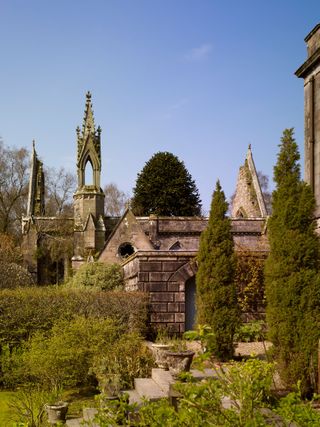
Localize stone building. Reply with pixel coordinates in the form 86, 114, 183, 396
296, 23, 320, 229
22, 91, 269, 332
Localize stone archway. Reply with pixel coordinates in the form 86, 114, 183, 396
169, 259, 198, 332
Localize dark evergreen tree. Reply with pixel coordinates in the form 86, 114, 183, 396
131, 152, 201, 216
265, 128, 320, 395
196, 180, 238, 360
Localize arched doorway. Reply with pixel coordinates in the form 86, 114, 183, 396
185, 276, 196, 331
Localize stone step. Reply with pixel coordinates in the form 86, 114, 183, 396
134, 378, 167, 401
190, 368, 218, 380
151, 368, 174, 394
66, 419, 83, 427
126, 389, 143, 406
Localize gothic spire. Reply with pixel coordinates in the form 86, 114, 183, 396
82, 91, 95, 136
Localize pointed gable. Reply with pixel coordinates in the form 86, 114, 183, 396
99, 209, 154, 264
231, 145, 267, 218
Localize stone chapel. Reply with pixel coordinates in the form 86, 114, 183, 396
21, 90, 269, 332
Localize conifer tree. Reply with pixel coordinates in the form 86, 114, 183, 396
265, 128, 320, 395
196, 181, 238, 360
131, 152, 201, 216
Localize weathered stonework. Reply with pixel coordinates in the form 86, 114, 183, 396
296, 24, 320, 221
232, 146, 268, 218
22, 92, 269, 329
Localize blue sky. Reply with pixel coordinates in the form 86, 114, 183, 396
1, 1, 319, 213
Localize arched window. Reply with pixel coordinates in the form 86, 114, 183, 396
84, 158, 94, 185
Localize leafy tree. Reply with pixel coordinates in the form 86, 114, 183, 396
0, 142, 29, 238
104, 182, 130, 217
131, 152, 201, 216
196, 181, 238, 360
265, 128, 320, 395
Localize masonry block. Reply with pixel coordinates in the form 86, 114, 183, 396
151, 303, 168, 313
149, 282, 167, 292
166, 323, 181, 333
150, 292, 174, 302
151, 313, 175, 323
175, 313, 185, 323
140, 262, 162, 272
168, 303, 180, 312
138, 272, 149, 282
162, 261, 185, 272
174, 292, 185, 302
168, 282, 179, 292
179, 303, 185, 312
149, 272, 171, 282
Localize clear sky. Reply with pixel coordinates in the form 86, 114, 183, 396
1, 1, 319, 214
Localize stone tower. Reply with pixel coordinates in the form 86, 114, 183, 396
26, 140, 45, 217
231, 145, 268, 218
73, 92, 105, 263
296, 23, 320, 221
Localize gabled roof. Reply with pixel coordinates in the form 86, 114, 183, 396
99, 208, 154, 264
231, 145, 267, 219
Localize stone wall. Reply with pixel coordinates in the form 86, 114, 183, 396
123, 251, 197, 333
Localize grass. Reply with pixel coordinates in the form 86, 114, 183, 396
0, 391, 16, 426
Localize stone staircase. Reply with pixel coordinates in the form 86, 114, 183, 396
65, 367, 218, 426
125, 367, 217, 405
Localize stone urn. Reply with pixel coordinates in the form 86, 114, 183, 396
166, 350, 195, 378
45, 401, 69, 425
151, 343, 173, 370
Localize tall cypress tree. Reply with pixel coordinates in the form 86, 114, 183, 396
265, 128, 320, 395
196, 181, 238, 360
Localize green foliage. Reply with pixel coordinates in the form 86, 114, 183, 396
8, 386, 53, 427
131, 151, 202, 216
234, 320, 265, 343
69, 262, 124, 291
0, 287, 148, 349
235, 254, 265, 314
17, 317, 118, 389
98, 359, 274, 426
92, 333, 154, 392
265, 128, 320, 395
275, 387, 320, 426
2, 316, 153, 391
196, 181, 238, 360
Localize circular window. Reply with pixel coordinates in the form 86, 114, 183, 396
118, 242, 135, 258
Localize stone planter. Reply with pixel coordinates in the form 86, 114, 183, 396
45, 401, 68, 424
166, 350, 195, 378
151, 343, 173, 370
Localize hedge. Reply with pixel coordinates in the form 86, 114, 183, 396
0, 287, 148, 347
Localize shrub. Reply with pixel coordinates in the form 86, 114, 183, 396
235, 254, 265, 314
0, 262, 34, 289
234, 320, 265, 343
2, 316, 154, 391
69, 262, 124, 291
0, 287, 148, 348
